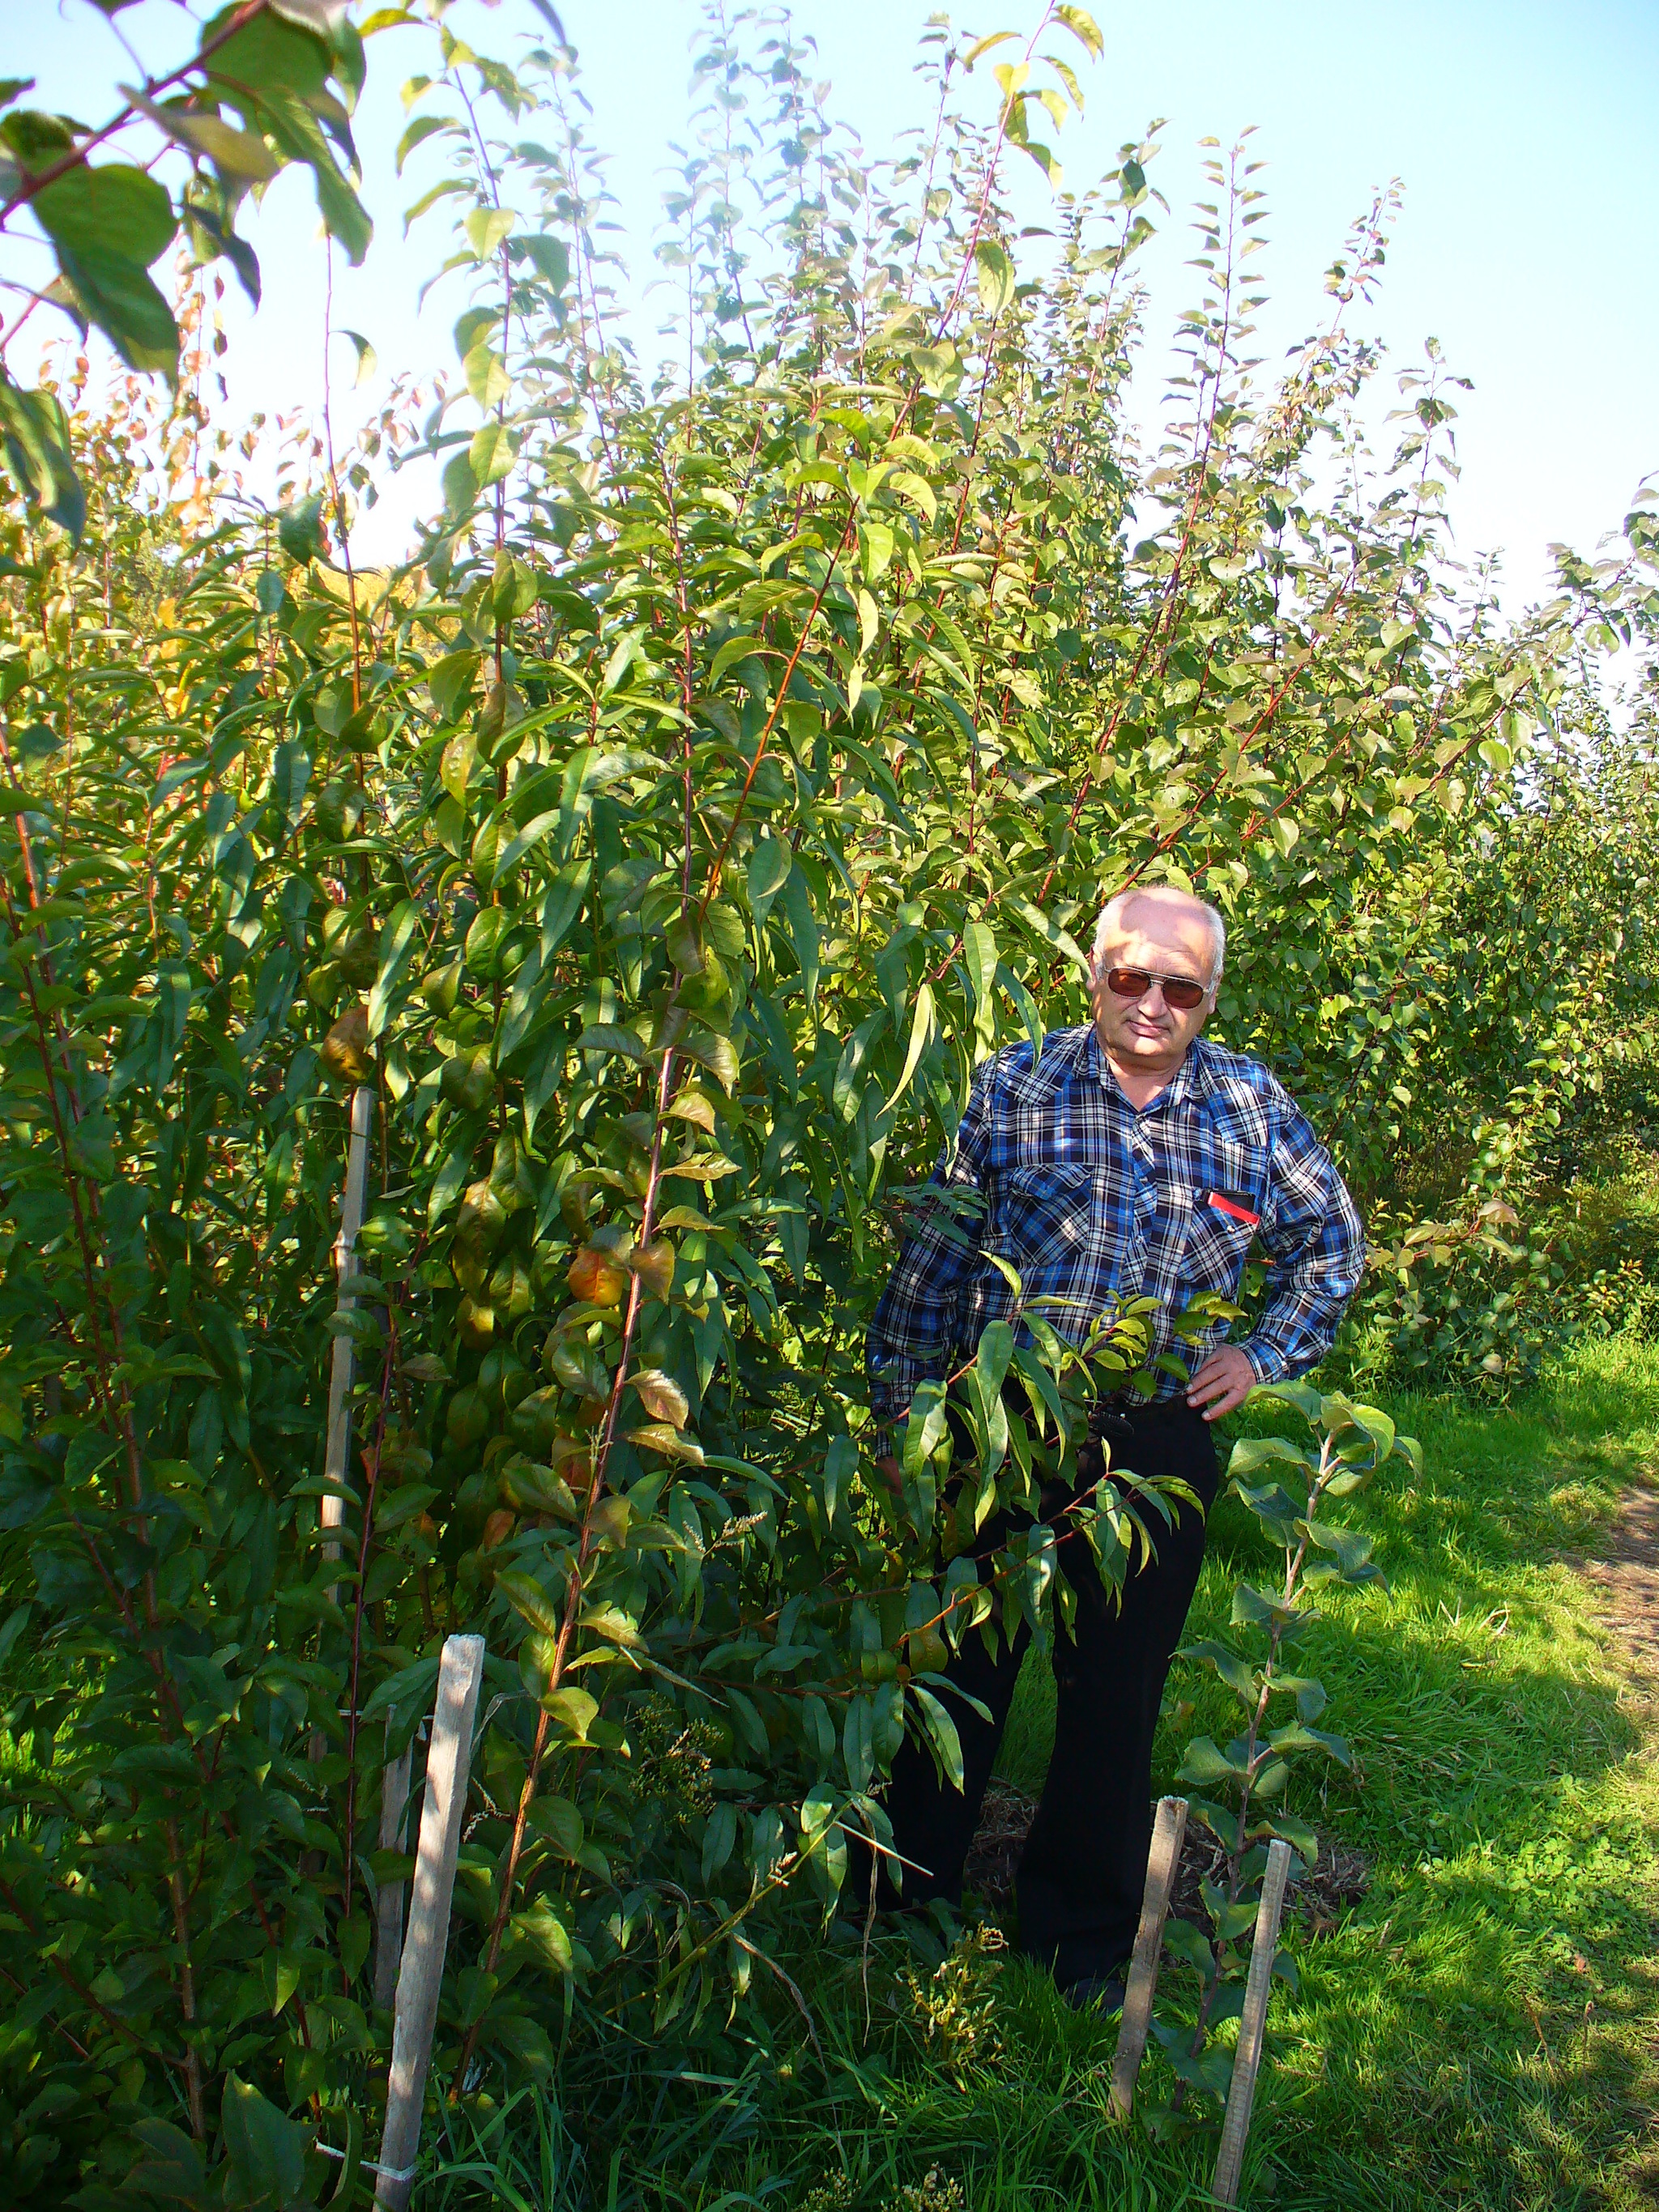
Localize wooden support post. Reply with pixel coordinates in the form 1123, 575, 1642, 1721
374, 1634, 484, 2212
1111, 1794, 1189, 2120
321, 1082, 376, 1568
373, 1728, 413, 2013
1212, 1837, 1294, 2208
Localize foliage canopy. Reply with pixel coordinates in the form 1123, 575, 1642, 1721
0, 2, 1655, 2201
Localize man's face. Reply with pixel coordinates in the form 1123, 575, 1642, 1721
1090, 900, 1218, 1078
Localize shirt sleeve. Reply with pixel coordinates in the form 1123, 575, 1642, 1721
865, 1062, 997, 1438
1240, 1098, 1366, 1384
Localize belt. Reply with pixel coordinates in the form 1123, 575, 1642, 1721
942, 1380, 1192, 1464
1090, 1392, 1192, 1447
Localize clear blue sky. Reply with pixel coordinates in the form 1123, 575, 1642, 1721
12, 1, 1658, 599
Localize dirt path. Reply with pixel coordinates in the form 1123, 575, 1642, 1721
1576, 1483, 1659, 1697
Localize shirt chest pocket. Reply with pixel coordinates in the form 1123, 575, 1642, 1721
996, 1163, 1109, 1277
1180, 1187, 1261, 1291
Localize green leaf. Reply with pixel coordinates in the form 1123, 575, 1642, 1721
911, 1684, 964, 1791
0, 1600, 32, 1664
1227, 1434, 1316, 1480
1230, 1582, 1316, 1639
497, 1570, 561, 1639
32, 160, 175, 266
680, 1024, 740, 1093
778, 865, 820, 1005
702, 1801, 737, 1882
126, 90, 278, 181
367, 899, 421, 1039
833, 1009, 887, 1122
710, 633, 767, 686
1254, 1378, 1323, 1422
52, 241, 178, 373
577, 1023, 644, 1063
464, 339, 509, 410
441, 728, 477, 807
963, 917, 998, 1035
207, 15, 373, 263
1266, 1720, 1353, 1767
278, 495, 327, 565
341, 326, 377, 386
822, 1434, 855, 1524
1327, 1396, 1396, 1460
470, 420, 518, 488
465, 204, 517, 260
544, 1685, 598, 1741
1179, 1637, 1257, 1700
746, 836, 792, 929
517, 232, 569, 289
491, 808, 562, 890
973, 240, 1017, 317
842, 1692, 875, 1793
511, 1898, 573, 1973
1010, 894, 1091, 974
1230, 1477, 1303, 1546
539, 857, 590, 958
883, 981, 935, 1112
429, 647, 480, 722
1175, 1735, 1247, 1787
129, 2121, 208, 2203
396, 111, 452, 174
1161, 1916, 1214, 1980
1301, 1519, 1376, 1579
1392, 1431, 1424, 1477
1265, 1812, 1320, 1870
975, 1317, 1014, 1402
0, 369, 83, 539
221, 2074, 308, 2206
443, 445, 479, 520
902, 1380, 949, 1484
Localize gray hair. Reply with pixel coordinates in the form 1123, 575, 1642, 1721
1092, 884, 1226, 990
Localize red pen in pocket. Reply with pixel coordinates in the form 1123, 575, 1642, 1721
1205, 1188, 1261, 1230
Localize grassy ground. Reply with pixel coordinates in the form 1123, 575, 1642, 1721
435, 1339, 1659, 2212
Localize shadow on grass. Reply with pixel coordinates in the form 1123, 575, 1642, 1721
428, 1344, 1659, 2212
429, 1932, 1226, 2212
993, 1339, 1659, 2211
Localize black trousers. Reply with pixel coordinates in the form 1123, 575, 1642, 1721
881, 1395, 1219, 1988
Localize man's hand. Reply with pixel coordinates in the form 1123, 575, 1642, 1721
1185, 1345, 1257, 1422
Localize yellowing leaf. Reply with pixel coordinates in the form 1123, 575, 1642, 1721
962, 28, 1018, 66
1054, 4, 1105, 58
663, 1152, 743, 1183
625, 1423, 705, 1464
631, 1368, 689, 1427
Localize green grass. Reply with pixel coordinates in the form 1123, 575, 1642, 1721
434, 1339, 1659, 2212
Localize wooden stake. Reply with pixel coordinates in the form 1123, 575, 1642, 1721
374, 1635, 484, 2212
373, 1727, 413, 2014
1111, 1794, 1189, 2120
321, 1082, 376, 1567
1212, 1837, 1294, 2208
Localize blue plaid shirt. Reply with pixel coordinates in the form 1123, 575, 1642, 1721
867, 1025, 1364, 1430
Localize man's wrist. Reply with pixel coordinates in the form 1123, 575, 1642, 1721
1239, 1338, 1282, 1384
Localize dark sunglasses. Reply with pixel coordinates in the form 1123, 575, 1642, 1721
1102, 964, 1209, 1012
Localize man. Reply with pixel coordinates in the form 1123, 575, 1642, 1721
865, 883, 1363, 2006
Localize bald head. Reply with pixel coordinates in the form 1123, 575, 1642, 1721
1092, 885, 1226, 988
